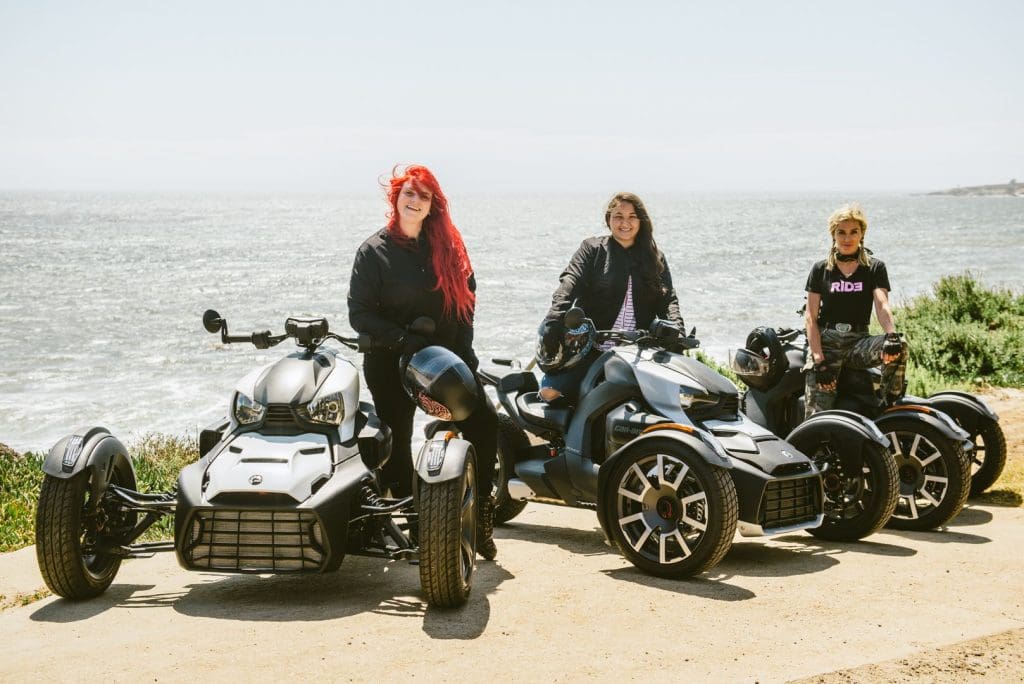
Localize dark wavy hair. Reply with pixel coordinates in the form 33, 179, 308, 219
604, 192, 666, 295
384, 165, 475, 325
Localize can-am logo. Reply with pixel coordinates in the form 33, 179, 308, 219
830, 281, 863, 293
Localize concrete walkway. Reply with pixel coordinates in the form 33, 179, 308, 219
2, 502, 1022, 683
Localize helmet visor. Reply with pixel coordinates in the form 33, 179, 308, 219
730, 348, 770, 378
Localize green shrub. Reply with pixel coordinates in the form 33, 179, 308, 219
0, 434, 199, 553
898, 274, 1024, 392
0, 445, 44, 553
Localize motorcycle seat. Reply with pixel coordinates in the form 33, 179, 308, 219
516, 391, 572, 433
478, 367, 540, 394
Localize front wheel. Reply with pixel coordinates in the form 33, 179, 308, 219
418, 456, 476, 608
35, 465, 135, 599
966, 417, 1007, 496
494, 414, 529, 525
805, 441, 898, 541
601, 439, 738, 578
883, 418, 970, 531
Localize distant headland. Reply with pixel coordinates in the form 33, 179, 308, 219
927, 179, 1022, 196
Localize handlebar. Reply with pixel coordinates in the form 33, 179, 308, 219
595, 328, 700, 351
203, 309, 370, 352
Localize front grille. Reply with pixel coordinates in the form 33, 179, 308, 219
263, 404, 311, 429
184, 509, 325, 572
263, 405, 294, 427
761, 476, 819, 529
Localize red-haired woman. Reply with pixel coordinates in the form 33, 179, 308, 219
348, 164, 498, 559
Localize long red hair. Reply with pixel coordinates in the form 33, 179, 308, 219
385, 165, 475, 324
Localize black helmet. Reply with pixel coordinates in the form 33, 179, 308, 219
402, 346, 479, 421
735, 326, 786, 391
536, 316, 596, 374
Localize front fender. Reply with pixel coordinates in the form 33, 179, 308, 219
596, 428, 731, 542
788, 409, 889, 449
41, 426, 137, 503
787, 409, 889, 475
414, 435, 474, 485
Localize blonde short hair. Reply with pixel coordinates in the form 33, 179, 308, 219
826, 202, 870, 269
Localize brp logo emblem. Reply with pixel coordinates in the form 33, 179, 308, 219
249, 474, 263, 485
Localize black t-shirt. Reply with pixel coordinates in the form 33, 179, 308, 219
805, 257, 890, 327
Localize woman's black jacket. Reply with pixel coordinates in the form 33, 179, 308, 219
543, 236, 684, 331
348, 228, 477, 369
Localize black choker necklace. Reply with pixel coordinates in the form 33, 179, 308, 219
836, 248, 860, 263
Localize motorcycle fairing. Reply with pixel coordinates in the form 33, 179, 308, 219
203, 432, 332, 503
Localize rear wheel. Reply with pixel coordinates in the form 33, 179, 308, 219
804, 440, 898, 541
601, 439, 737, 578
883, 418, 970, 531
494, 414, 529, 525
966, 417, 1007, 496
35, 465, 135, 599
418, 456, 476, 608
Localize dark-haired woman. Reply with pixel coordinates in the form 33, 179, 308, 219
538, 192, 685, 404
348, 164, 498, 559
804, 202, 908, 418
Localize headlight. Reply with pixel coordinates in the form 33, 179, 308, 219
679, 386, 713, 409
234, 392, 266, 425
308, 391, 344, 426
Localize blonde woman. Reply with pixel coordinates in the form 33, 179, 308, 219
803, 203, 907, 418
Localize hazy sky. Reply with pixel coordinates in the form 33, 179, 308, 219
2, 1, 1021, 193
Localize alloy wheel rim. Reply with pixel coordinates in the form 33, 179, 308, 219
459, 474, 475, 583
815, 444, 872, 520
888, 430, 949, 520
615, 453, 709, 565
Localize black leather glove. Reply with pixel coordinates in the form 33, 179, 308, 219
882, 332, 902, 358
401, 334, 429, 357
814, 359, 836, 388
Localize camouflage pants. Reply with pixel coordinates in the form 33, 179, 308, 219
804, 329, 908, 419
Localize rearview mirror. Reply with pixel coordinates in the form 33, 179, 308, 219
564, 307, 585, 329
202, 309, 223, 334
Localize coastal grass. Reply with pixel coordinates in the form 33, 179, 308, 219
0, 444, 43, 554
976, 468, 1024, 507
0, 435, 198, 554
896, 273, 1024, 394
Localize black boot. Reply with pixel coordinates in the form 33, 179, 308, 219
477, 494, 497, 560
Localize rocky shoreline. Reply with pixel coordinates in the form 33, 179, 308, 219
927, 179, 1022, 196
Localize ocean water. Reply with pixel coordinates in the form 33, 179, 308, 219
1, 192, 1021, 453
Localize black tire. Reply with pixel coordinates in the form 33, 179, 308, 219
802, 440, 898, 541
966, 417, 1007, 496
883, 418, 971, 531
494, 414, 529, 525
418, 456, 476, 608
35, 466, 134, 599
601, 439, 738, 578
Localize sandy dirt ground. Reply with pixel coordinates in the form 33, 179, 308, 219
1, 390, 1022, 683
